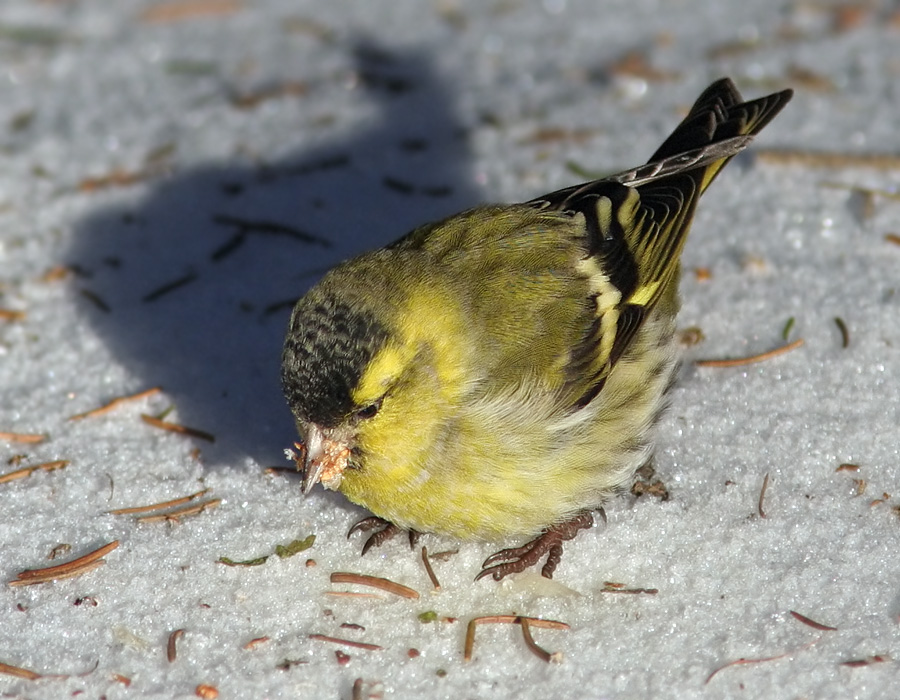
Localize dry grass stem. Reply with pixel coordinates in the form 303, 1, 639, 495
135, 499, 221, 523
0, 460, 68, 484
70, 387, 161, 420
599, 585, 659, 594
140, 414, 215, 442
0, 431, 47, 444
0, 661, 42, 680
706, 638, 819, 684
519, 617, 563, 663
695, 338, 804, 368
12, 541, 118, 584
789, 610, 838, 631
168, 629, 185, 662
428, 549, 459, 562
330, 572, 420, 599
308, 634, 383, 651
464, 616, 570, 662
420, 547, 441, 591
243, 637, 270, 650
758, 473, 770, 518
108, 488, 211, 515
9, 559, 105, 587
841, 654, 890, 667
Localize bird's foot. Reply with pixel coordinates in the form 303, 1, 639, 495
475, 512, 594, 582
347, 515, 420, 555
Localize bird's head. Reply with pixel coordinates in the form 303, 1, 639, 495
281, 256, 469, 497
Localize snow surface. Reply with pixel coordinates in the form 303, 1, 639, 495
1, 1, 899, 698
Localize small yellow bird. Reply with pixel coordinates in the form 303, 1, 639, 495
282, 78, 792, 581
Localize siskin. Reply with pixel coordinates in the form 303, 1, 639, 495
281, 78, 793, 581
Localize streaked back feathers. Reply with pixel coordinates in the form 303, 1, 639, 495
525, 78, 793, 408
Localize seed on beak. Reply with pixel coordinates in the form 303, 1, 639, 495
299, 424, 350, 494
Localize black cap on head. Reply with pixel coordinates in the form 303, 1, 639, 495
282, 293, 389, 428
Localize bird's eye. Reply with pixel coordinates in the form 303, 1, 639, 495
355, 399, 382, 420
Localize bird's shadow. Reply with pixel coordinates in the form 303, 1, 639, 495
67, 40, 482, 466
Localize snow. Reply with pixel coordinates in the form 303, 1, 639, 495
1, 1, 899, 698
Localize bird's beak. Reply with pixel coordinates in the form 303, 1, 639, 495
298, 423, 351, 495
301, 423, 327, 495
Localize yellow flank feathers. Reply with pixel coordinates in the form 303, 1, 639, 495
281, 78, 793, 579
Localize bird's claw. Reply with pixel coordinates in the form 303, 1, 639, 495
347, 516, 420, 555
475, 512, 594, 582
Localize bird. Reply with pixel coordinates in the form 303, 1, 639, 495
281, 78, 793, 581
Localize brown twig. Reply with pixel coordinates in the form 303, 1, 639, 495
70, 387, 161, 420
420, 546, 441, 591
695, 339, 804, 368
8, 560, 105, 587
10, 541, 118, 586
77, 168, 162, 192
428, 549, 459, 562
136, 499, 221, 523
705, 638, 820, 684
0, 661, 42, 680
167, 629, 185, 662
307, 634, 383, 651
841, 654, 890, 667
0, 460, 69, 485
242, 637, 270, 650
598, 585, 659, 595
329, 572, 420, 600
758, 473, 770, 518
107, 488, 211, 515
140, 414, 215, 442
870, 492, 891, 507
0, 309, 25, 321
790, 610, 838, 631
0, 431, 47, 444
14, 541, 118, 580
519, 617, 563, 663
463, 615, 570, 662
